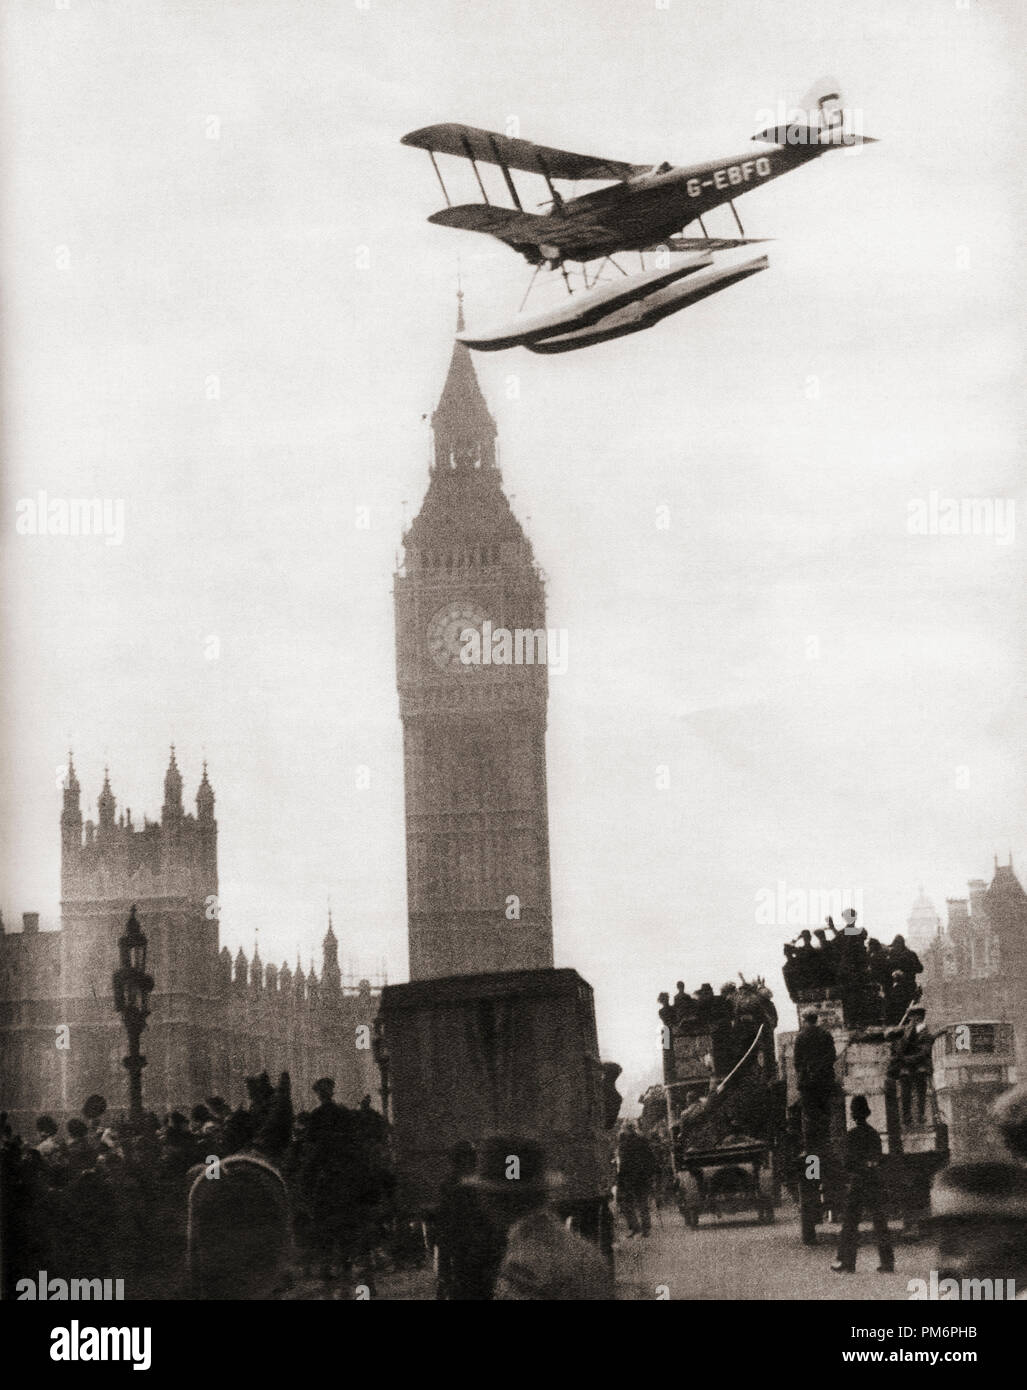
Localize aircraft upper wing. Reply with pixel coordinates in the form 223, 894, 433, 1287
401, 123, 648, 182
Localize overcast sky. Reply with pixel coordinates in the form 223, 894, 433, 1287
2, 0, 1024, 1097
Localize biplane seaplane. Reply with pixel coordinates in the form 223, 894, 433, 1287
402, 78, 875, 353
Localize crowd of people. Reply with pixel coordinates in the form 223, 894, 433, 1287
658, 977, 778, 1033
781, 911, 923, 1026
3, 1080, 624, 1301
658, 976, 779, 1081
0, 1074, 396, 1300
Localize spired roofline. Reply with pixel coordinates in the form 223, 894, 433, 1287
403, 297, 533, 559
430, 294, 498, 475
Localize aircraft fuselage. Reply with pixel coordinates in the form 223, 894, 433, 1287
552, 142, 824, 261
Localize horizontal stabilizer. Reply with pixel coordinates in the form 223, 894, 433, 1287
752, 125, 877, 146
458, 257, 714, 351
754, 77, 877, 148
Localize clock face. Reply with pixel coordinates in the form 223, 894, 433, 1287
427, 601, 486, 672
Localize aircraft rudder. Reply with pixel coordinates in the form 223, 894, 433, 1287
752, 76, 877, 147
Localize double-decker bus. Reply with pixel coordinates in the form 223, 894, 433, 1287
932, 1020, 1018, 1162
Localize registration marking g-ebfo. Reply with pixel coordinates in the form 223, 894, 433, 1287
686, 158, 772, 196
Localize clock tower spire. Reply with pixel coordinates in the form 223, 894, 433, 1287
395, 303, 554, 980
430, 297, 497, 473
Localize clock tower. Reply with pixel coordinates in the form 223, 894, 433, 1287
395, 299, 555, 980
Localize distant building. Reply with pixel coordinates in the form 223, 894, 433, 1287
393, 296, 555, 980
905, 885, 942, 956
922, 857, 1027, 1072
0, 752, 380, 1136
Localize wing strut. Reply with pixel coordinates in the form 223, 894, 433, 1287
536, 151, 564, 212
487, 134, 524, 211
518, 263, 541, 312
728, 199, 745, 237
460, 135, 491, 204
428, 152, 451, 208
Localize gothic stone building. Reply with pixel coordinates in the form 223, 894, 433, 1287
921, 857, 1027, 1072
0, 752, 379, 1135
394, 298, 555, 980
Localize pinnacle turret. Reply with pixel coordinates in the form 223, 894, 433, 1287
163, 746, 183, 821
196, 761, 215, 821
322, 910, 341, 992
97, 768, 116, 831
61, 751, 83, 851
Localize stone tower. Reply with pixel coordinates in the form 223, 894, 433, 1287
905, 885, 941, 956
394, 300, 555, 980
59, 749, 220, 1111
0, 752, 384, 1133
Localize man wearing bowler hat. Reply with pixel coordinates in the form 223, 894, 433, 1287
832, 1094, 894, 1274
467, 1135, 613, 1299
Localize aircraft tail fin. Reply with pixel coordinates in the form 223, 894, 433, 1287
752, 76, 877, 146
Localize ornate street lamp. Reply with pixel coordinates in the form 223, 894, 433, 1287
112, 904, 154, 1125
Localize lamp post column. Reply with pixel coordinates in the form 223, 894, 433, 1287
113, 904, 154, 1129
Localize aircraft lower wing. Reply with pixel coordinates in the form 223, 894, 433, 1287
428, 204, 616, 255
401, 123, 648, 183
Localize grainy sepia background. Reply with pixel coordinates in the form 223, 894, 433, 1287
2, 0, 1024, 1106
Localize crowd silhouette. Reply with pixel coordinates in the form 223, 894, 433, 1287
0, 1072, 396, 1300
781, 913, 923, 1027
659, 976, 778, 1079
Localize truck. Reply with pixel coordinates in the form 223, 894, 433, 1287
377, 967, 615, 1255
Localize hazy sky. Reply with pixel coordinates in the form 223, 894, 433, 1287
2, 0, 1024, 1097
